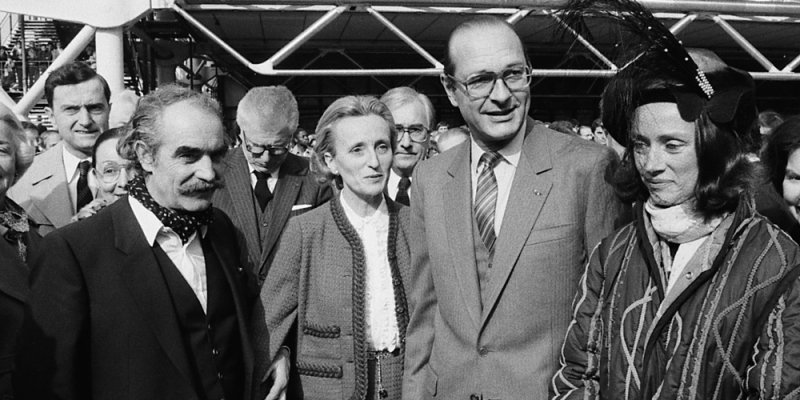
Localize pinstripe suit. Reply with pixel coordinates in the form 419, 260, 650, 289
213, 149, 333, 289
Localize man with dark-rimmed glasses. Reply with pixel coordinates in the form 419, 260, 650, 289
380, 86, 436, 206
212, 86, 332, 292
402, 16, 625, 400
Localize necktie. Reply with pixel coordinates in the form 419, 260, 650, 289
474, 151, 503, 252
76, 160, 93, 211
395, 176, 411, 206
254, 171, 273, 211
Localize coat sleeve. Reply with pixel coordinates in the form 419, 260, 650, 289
402, 165, 437, 400
14, 230, 90, 400
551, 242, 607, 400
251, 218, 304, 393
746, 268, 800, 399
583, 147, 627, 252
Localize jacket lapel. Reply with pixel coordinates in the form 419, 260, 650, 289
480, 122, 553, 326
258, 155, 304, 272
223, 150, 262, 262
29, 143, 73, 228
114, 200, 194, 383
443, 143, 482, 329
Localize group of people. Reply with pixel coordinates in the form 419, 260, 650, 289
3, 2, 800, 399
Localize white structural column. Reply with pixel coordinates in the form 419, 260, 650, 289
96, 27, 126, 96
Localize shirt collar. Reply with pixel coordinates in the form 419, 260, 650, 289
469, 124, 524, 173
128, 196, 208, 246
246, 156, 281, 179
62, 145, 91, 183
339, 192, 389, 226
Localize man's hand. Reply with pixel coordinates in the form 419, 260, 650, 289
264, 347, 290, 400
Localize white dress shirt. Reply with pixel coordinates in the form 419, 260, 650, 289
129, 196, 210, 313
62, 146, 97, 213
469, 130, 524, 235
340, 194, 400, 352
386, 169, 411, 202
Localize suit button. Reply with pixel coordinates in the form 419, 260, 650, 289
217, 372, 223, 379
262, 222, 268, 227
470, 395, 480, 400
212, 348, 219, 356
207, 324, 213, 331
478, 346, 489, 356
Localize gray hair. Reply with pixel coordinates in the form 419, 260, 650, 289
0, 106, 35, 185
118, 84, 223, 173
311, 95, 396, 189
379, 86, 436, 130
236, 86, 299, 139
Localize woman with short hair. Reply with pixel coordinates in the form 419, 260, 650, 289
252, 95, 412, 400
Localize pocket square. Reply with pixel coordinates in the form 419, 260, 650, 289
291, 204, 312, 211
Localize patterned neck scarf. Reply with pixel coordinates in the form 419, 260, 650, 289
0, 200, 30, 262
644, 198, 723, 244
127, 175, 214, 243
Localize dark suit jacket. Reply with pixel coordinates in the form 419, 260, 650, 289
213, 150, 332, 287
402, 120, 626, 400
0, 209, 40, 399
14, 198, 255, 400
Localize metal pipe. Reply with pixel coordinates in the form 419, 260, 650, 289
251, 68, 444, 77
669, 14, 697, 35
548, 12, 617, 70
336, 49, 390, 90
366, 6, 443, 69
783, 53, 800, 73
0, 87, 20, 118
171, 4, 253, 68
19, 15, 27, 93
95, 27, 125, 96
14, 25, 96, 116
713, 15, 778, 72
506, 8, 533, 25
260, 5, 347, 69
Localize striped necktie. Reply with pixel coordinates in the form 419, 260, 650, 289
474, 151, 503, 252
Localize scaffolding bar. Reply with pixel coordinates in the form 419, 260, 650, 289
366, 6, 443, 69
548, 12, 617, 70
669, 13, 697, 35
713, 15, 778, 72
172, 3, 254, 68
14, 25, 96, 116
260, 5, 347, 69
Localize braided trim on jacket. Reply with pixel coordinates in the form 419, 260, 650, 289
303, 323, 341, 338
297, 360, 344, 379
386, 200, 410, 353
329, 197, 369, 400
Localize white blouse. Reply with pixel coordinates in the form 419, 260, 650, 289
340, 195, 400, 352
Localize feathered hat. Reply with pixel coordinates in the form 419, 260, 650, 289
557, 0, 757, 146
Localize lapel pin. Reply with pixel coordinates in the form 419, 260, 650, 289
533, 190, 542, 196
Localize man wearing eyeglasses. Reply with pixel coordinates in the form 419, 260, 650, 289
402, 16, 625, 400
380, 86, 436, 206
213, 86, 332, 290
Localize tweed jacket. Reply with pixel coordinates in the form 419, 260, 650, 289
213, 150, 332, 288
403, 120, 626, 400
552, 201, 800, 399
252, 196, 412, 400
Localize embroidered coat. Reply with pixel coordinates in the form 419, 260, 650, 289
252, 196, 412, 400
552, 201, 800, 399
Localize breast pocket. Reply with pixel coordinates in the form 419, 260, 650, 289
526, 223, 577, 246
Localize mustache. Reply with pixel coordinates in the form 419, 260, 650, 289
178, 179, 225, 195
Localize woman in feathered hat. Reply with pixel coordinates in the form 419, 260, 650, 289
551, 1, 800, 398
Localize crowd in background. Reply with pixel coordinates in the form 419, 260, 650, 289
4, 4, 800, 400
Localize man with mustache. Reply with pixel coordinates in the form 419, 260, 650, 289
15, 85, 267, 400
9, 61, 109, 235
379, 86, 435, 206
213, 86, 332, 289
402, 16, 625, 399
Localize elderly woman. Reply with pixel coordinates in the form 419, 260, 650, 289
551, 2, 800, 398
0, 106, 37, 397
252, 96, 412, 400
72, 127, 134, 221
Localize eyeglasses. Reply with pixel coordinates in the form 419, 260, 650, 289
241, 129, 289, 157
395, 124, 429, 143
446, 65, 533, 100
95, 162, 135, 184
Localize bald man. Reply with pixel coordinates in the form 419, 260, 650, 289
212, 86, 332, 290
